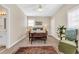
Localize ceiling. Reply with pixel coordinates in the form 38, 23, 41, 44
17, 4, 63, 16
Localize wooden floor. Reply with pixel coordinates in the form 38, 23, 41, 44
0, 46, 6, 53
0, 36, 60, 54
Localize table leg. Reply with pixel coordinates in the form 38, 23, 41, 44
31, 38, 33, 44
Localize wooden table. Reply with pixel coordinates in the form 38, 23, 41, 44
29, 31, 47, 44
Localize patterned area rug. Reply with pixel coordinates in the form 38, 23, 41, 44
15, 46, 57, 54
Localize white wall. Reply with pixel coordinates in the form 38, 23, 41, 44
4, 5, 27, 48
50, 17, 59, 40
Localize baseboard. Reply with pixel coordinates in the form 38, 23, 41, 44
8, 34, 26, 48
0, 48, 6, 54
48, 34, 60, 40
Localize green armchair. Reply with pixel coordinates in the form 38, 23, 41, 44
58, 29, 78, 54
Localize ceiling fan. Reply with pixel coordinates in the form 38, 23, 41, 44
37, 4, 43, 12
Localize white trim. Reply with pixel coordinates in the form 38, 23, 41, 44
49, 34, 60, 40
0, 49, 6, 54
7, 34, 26, 48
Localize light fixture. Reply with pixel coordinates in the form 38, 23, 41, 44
37, 4, 43, 12
0, 10, 7, 16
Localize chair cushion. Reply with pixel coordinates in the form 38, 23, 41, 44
60, 40, 76, 47
58, 41, 76, 54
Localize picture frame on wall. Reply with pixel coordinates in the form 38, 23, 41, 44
35, 21, 42, 25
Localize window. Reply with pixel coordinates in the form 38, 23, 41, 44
68, 7, 79, 29
28, 20, 35, 27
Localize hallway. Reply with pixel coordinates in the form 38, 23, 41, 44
0, 4, 78, 54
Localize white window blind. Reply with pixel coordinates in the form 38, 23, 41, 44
68, 8, 79, 29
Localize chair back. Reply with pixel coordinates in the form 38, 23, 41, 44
65, 29, 77, 41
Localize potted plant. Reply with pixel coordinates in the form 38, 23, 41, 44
57, 25, 66, 40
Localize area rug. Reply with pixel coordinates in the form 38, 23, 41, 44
15, 46, 57, 54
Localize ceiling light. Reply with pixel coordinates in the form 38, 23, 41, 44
37, 5, 43, 12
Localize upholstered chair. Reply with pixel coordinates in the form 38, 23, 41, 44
58, 29, 78, 54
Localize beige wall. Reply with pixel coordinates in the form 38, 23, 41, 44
50, 4, 79, 40
27, 16, 51, 35
50, 17, 57, 39
6, 5, 26, 47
